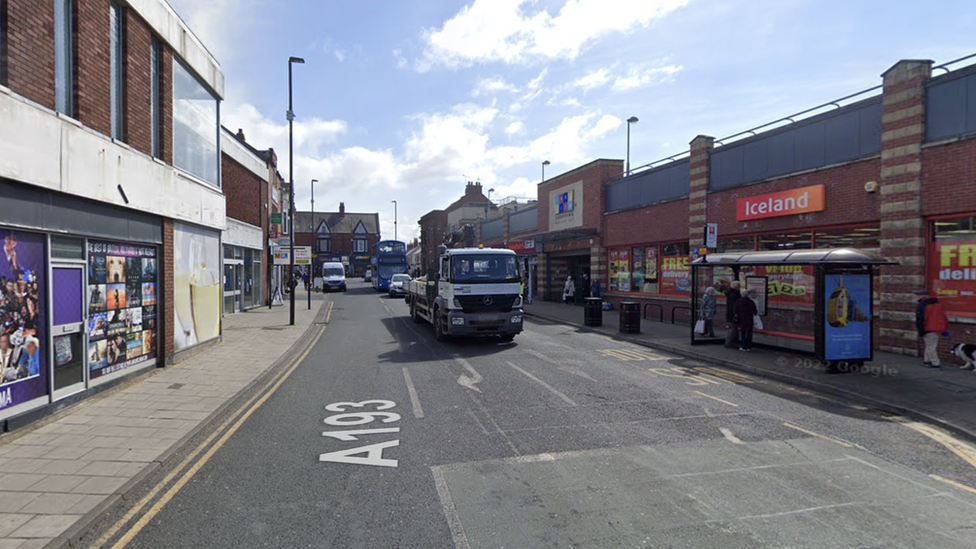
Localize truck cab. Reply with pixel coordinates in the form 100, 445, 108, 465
433, 248, 523, 339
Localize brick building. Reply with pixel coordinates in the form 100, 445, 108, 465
0, 0, 226, 423
476, 57, 976, 361
293, 205, 380, 277
418, 182, 493, 274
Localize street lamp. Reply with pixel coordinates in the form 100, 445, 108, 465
287, 55, 304, 326
308, 177, 317, 311
626, 116, 638, 177
487, 188, 494, 203
391, 200, 397, 242
542, 160, 550, 182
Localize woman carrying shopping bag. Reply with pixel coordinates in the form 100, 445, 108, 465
698, 287, 717, 337
562, 276, 576, 304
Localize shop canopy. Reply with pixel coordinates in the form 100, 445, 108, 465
690, 247, 896, 267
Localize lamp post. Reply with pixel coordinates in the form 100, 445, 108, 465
391, 200, 397, 242
287, 55, 304, 326
487, 188, 494, 203
308, 177, 317, 310
542, 160, 550, 182
626, 116, 638, 177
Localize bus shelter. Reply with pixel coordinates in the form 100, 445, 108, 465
689, 248, 895, 367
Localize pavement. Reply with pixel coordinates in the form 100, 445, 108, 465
0, 290, 325, 549
525, 299, 976, 443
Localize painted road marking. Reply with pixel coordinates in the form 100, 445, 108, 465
599, 348, 668, 362
889, 416, 976, 472
321, 400, 401, 467
506, 361, 578, 406
432, 466, 472, 549
647, 367, 727, 386
324, 301, 335, 323
720, 427, 744, 444
455, 356, 483, 393
694, 391, 740, 407
783, 423, 854, 448
695, 366, 757, 384
402, 367, 425, 418
930, 474, 976, 497
523, 348, 596, 381
104, 324, 327, 549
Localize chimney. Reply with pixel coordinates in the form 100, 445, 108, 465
339, 202, 345, 215
235, 128, 245, 142
465, 181, 483, 196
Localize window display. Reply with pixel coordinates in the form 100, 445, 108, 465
931, 215, 976, 317
0, 230, 47, 413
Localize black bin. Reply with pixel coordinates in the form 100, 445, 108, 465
619, 302, 640, 334
584, 298, 602, 327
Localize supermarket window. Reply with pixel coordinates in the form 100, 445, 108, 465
717, 236, 755, 253
758, 232, 812, 250
930, 215, 976, 318
608, 249, 631, 292
660, 242, 691, 296
815, 226, 880, 250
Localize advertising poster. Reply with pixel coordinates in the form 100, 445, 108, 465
930, 240, 976, 317
746, 276, 768, 316
659, 256, 691, 295
174, 223, 221, 350
824, 273, 872, 361
608, 249, 630, 292
746, 265, 815, 306
645, 248, 658, 281
631, 248, 645, 291
0, 230, 47, 413
87, 241, 158, 379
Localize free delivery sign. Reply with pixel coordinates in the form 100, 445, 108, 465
736, 185, 825, 221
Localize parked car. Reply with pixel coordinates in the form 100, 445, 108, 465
321, 263, 347, 292
363, 269, 372, 282
388, 273, 411, 298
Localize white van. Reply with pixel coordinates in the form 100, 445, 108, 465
321, 262, 347, 292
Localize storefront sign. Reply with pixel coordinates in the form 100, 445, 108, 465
508, 239, 536, 254
736, 185, 825, 221
0, 230, 47, 412
659, 256, 690, 295
549, 181, 584, 231
931, 240, 976, 317
823, 273, 872, 361
87, 240, 158, 379
294, 246, 312, 266
271, 213, 282, 225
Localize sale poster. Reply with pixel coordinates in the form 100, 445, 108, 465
608, 249, 631, 292
930, 240, 976, 317
659, 256, 690, 295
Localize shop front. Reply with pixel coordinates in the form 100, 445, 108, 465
928, 214, 976, 352
506, 237, 538, 303
350, 254, 372, 277
173, 222, 222, 353
223, 219, 264, 314
541, 234, 596, 304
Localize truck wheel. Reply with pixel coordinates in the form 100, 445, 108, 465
500, 334, 515, 343
411, 303, 423, 324
434, 308, 447, 341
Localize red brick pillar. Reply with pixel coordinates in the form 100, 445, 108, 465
688, 135, 715, 251
878, 59, 933, 356
162, 219, 175, 364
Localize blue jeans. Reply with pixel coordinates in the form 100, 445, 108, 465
739, 329, 753, 350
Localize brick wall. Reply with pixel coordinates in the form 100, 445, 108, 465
688, 136, 713, 250
537, 159, 623, 234
75, 0, 112, 136
4, 0, 56, 108
604, 198, 690, 247
162, 218, 174, 363
921, 138, 976, 217
123, 9, 151, 155
222, 152, 263, 227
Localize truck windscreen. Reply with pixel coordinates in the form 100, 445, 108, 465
451, 255, 520, 283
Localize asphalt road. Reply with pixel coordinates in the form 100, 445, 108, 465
82, 279, 976, 549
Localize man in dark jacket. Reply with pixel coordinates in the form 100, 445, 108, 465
734, 289, 758, 351
724, 281, 742, 348
915, 289, 948, 368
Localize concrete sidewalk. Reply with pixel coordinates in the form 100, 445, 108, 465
525, 300, 976, 442
0, 291, 326, 549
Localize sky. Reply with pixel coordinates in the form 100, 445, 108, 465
165, 0, 975, 242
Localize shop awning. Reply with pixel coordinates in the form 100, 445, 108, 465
690, 247, 897, 266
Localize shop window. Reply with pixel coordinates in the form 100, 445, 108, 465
758, 232, 812, 251
660, 242, 691, 296
662, 242, 690, 256
631, 246, 659, 293
51, 236, 84, 260
815, 227, 880, 250
173, 61, 219, 187
931, 215, 976, 318
608, 249, 630, 292
717, 237, 755, 253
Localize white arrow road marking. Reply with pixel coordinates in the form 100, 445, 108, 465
524, 349, 596, 381
454, 357, 483, 393
720, 427, 744, 444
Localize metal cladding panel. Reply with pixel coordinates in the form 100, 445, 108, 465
480, 218, 504, 240
508, 207, 537, 234
605, 159, 689, 212
926, 69, 976, 142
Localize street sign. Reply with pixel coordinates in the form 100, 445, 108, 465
278, 237, 291, 246
295, 246, 312, 265
271, 212, 282, 224
273, 250, 291, 265
705, 223, 718, 249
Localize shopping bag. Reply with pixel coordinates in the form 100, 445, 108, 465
694, 319, 706, 335
753, 315, 764, 330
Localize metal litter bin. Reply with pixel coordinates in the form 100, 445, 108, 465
584, 298, 602, 327
619, 302, 640, 334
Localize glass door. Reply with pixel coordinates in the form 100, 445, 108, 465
51, 265, 86, 398
223, 260, 243, 314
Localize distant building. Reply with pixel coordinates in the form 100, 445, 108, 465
294, 204, 380, 277
418, 182, 492, 274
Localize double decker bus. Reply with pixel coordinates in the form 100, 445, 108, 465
371, 240, 408, 291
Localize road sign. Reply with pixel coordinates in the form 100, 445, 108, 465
295, 246, 312, 265
278, 237, 291, 246
273, 250, 291, 265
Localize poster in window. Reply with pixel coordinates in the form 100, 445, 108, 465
87, 241, 158, 379
823, 273, 872, 361
930, 240, 976, 317
746, 276, 768, 316
608, 249, 630, 292
631, 248, 645, 292
173, 223, 221, 350
54, 335, 73, 367
659, 256, 690, 295
645, 248, 657, 281
747, 265, 814, 306
0, 230, 47, 413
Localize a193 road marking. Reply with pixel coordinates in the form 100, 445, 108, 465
320, 399, 401, 467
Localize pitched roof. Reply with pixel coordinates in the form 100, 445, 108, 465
294, 211, 379, 235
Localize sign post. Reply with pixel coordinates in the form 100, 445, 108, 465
294, 246, 313, 310
705, 223, 718, 249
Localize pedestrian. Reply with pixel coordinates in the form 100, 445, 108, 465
724, 281, 741, 348
590, 278, 601, 299
700, 287, 717, 337
302, 270, 310, 291
915, 288, 948, 368
581, 273, 590, 299
562, 276, 575, 305
735, 289, 759, 351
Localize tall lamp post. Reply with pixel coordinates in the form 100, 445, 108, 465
391, 200, 398, 242
542, 160, 550, 182
308, 177, 317, 310
287, 55, 304, 326
626, 116, 639, 177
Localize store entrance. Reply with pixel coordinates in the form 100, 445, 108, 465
52, 264, 86, 398
224, 260, 243, 314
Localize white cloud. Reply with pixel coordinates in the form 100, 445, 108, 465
505, 121, 525, 136
417, 0, 688, 70
393, 49, 408, 69
473, 76, 519, 97
224, 103, 347, 160
569, 67, 612, 92
612, 64, 683, 91
165, 0, 260, 63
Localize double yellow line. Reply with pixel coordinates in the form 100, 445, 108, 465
94, 318, 328, 549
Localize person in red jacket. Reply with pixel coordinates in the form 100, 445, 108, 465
915, 289, 948, 368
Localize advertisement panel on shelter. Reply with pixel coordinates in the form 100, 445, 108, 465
743, 265, 815, 306
174, 223, 221, 350
659, 256, 690, 295
0, 230, 47, 413
87, 241, 158, 379
823, 273, 872, 361
930, 240, 976, 317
